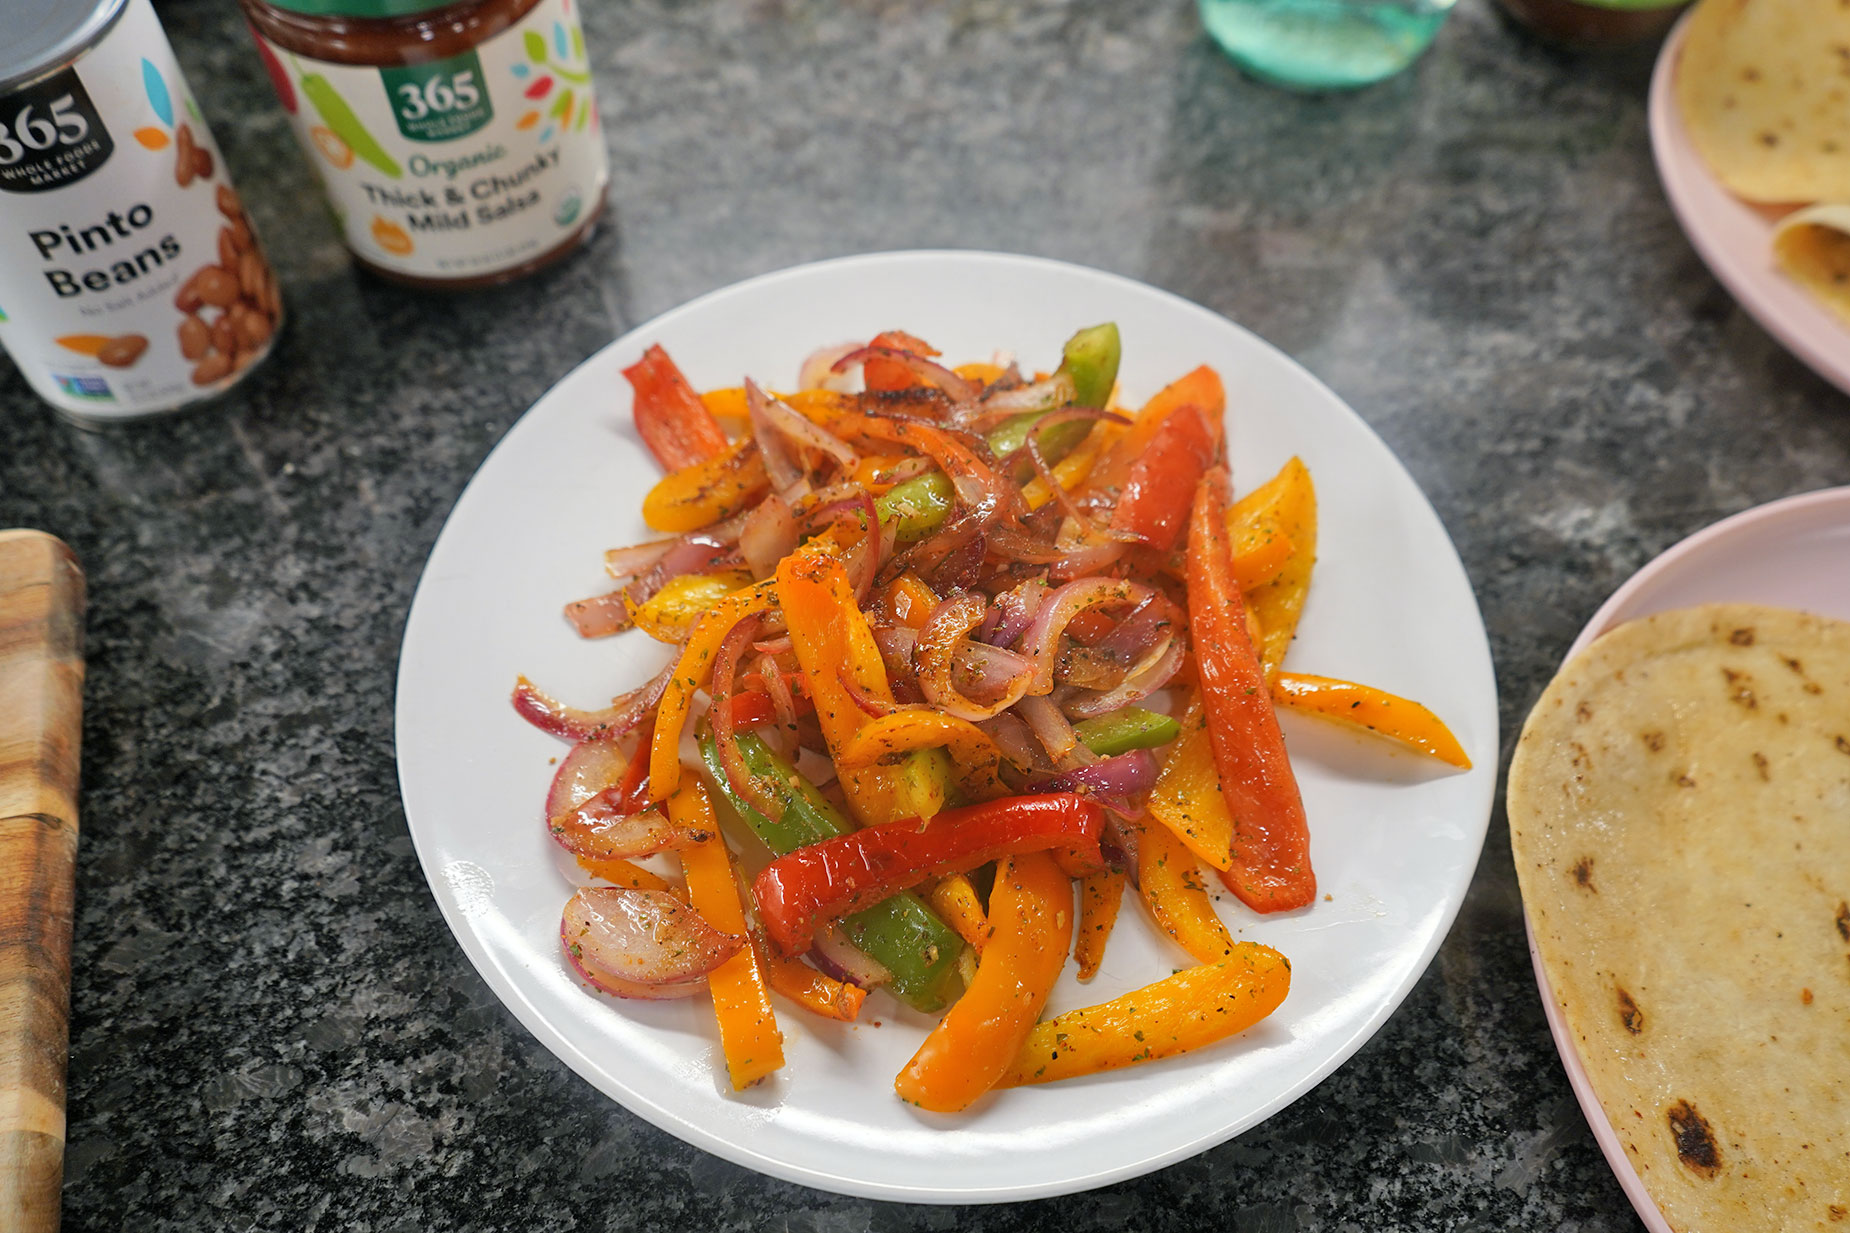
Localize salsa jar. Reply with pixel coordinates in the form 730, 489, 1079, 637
1494, 0, 1688, 49
240, 0, 610, 289
0, 0, 283, 427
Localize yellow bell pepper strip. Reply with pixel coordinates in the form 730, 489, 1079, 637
674, 781, 784, 1090
894, 852, 1073, 1112
623, 344, 731, 471
1075, 868, 1126, 981
1187, 468, 1316, 914
997, 945, 1291, 1088
835, 711, 1010, 803
628, 570, 756, 643
1143, 695, 1234, 872
641, 436, 769, 533
774, 550, 922, 825
1133, 816, 1237, 965
752, 794, 1105, 958
699, 385, 750, 426
648, 579, 778, 801
576, 855, 671, 892
1229, 457, 1316, 679
923, 875, 990, 953
1230, 513, 1295, 593
748, 929, 866, 1022
953, 360, 1008, 385
1272, 672, 1472, 769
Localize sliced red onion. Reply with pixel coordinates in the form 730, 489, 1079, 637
838, 668, 901, 718
710, 614, 788, 823
958, 642, 1037, 704
916, 591, 1035, 720
512, 664, 673, 742
752, 651, 801, 758
750, 400, 804, 491
1091, 594, 1183, 664
563, 590, 634, 638
562, 888, 742, 1000
985, 523, 1074, 566
1045, 540, 1128, 582
1017, 578, 1154, 695
1018, 693, 1095, 769
977, 711, 1047, 773
751, 378, 860, 472
550, 795, 706, 862
1026, 749, 1159, 799
738, 494, 799, 580
810, 924, 892, 988
972, 371, 1076, 415
545, 737, 630, 819
832, 346, 980, 403
603, 539, 675, 580
1063, 636, 1186, 719
799, 341, 864, 392
873, 626, 918, 683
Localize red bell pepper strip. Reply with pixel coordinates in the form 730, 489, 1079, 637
622, 343, 730, 471
1108, 404, 1217, 553
862, 330, 939, 392
752, 794, 1106, 958
1185, 468, 1316, 913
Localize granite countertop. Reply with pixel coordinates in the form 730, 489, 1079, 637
4, 0, 1848, 1228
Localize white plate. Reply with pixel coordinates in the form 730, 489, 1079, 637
395, 250, 1500, 1203
1529, 486, 1850, 1233
1649, 14, 1850, 399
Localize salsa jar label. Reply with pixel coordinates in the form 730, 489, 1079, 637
0, 0, 283, 425
254, 0, 609, 282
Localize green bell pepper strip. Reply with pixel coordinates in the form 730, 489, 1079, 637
1059, 322, 1121, 410
699, 734, 966, 1012
1073, 706, 1182, 757
875, 471, 955, 543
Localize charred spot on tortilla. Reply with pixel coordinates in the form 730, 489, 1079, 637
1752, 752, 1770, 780
1577, 701, 1593, 722
1836, 735, 1850, 755
1836, 901, 1849, 943
1731, 627, 1757, 646
1617, 987, 1644, 1034
1642, 730, 1666, 752
1572, 857, 1596, 892
1676, 773, 1697, 788
1668, 1100, 1723, 1178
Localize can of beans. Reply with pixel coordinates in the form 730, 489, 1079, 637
0, 0, 284, 427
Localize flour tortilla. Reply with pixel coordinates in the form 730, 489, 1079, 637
1509, 603, 1850, 1233
1674, 0, 1850, 204
1773, 203, 1850, 326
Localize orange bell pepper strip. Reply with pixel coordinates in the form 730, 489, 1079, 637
575, 856, 671, 892
953, 360, 1008, 385
997, 945, 1291, 1088
1188, 468, 1316, 914
1144, 694, 1234, 872
1272, 673, 1472, 769
623, 344, 730, 471
1134, 816, 1237, 965
699, 385, 750, 427
880, 573, 939, 630
641, 435, 769, 533
748, 930, 866, 1022
773, 549, 915, 824
834, 711, 1009, 802
1075, 868, 1126, 981
673, 781, 784, 1090
1229, 457, 1316, 679
894, 852, 1073, 1112
648, 579, 779, 801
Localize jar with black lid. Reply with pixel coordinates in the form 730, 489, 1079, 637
241, 0, 609, 289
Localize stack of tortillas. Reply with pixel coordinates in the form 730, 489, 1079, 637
1674, 0, 1850, 323
1509, 603, 1850, 1232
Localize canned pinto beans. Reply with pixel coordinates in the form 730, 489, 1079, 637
241, 0, 611, 289
0, 0, 283, 427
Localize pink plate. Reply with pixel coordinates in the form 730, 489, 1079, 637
1648, 14, 1850, 399
1528, 486, 1850, 1233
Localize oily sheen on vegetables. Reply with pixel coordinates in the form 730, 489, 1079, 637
513, 324, 1468, 1107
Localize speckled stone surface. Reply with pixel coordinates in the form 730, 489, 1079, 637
3, 0, 1848, 1229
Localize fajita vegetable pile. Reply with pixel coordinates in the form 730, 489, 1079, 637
513, 325, 1469, 1111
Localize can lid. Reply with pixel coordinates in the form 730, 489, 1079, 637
1, 0, 128, 94
250, 0, 453, 17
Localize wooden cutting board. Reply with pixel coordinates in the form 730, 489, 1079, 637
0, 531, 84, 1233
